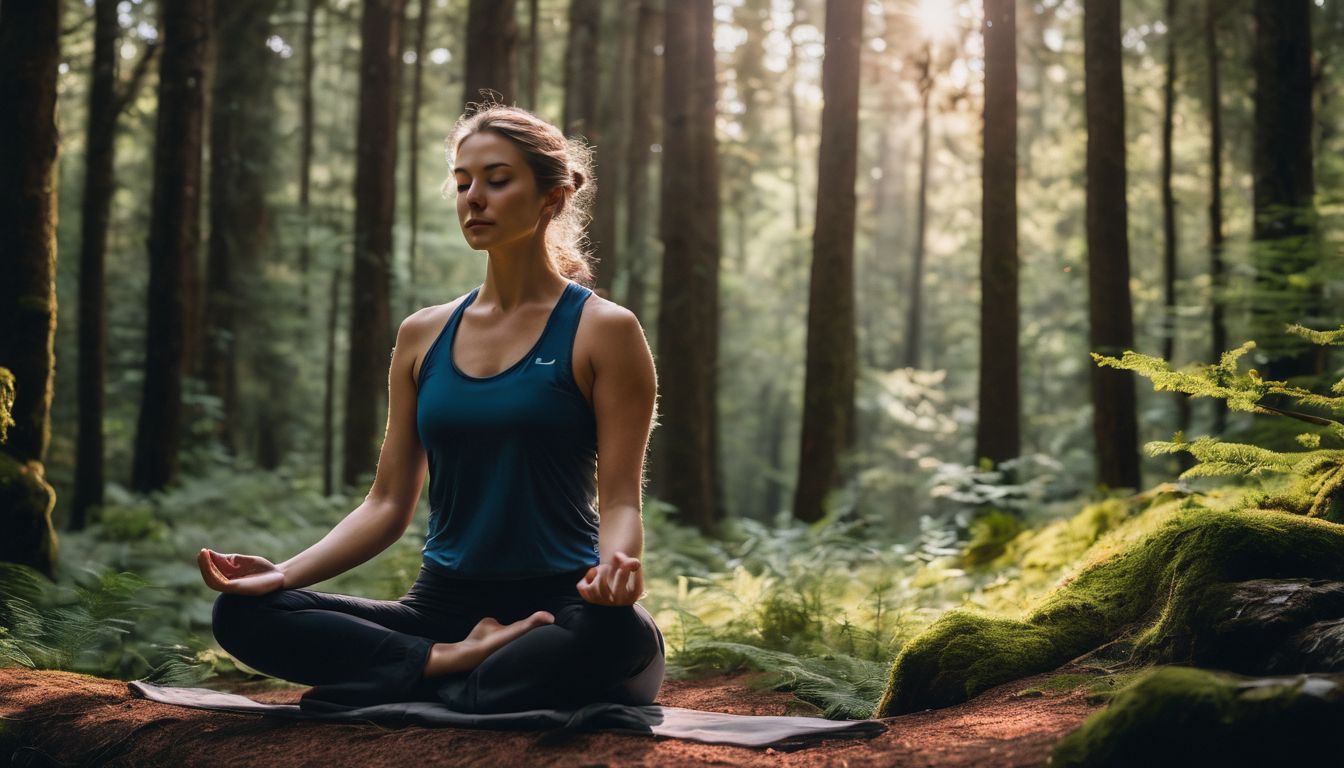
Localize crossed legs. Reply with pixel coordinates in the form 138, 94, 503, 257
210, 577, 663, 711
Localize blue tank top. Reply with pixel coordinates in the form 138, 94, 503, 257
415, 282, 600, 579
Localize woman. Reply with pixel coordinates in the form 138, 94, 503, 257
198, 105, 664, 713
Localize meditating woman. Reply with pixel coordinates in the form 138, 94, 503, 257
198, 104, 664, 713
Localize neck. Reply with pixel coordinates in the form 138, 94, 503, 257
480, 232, 566, 311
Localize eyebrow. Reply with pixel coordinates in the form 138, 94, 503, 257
453, 162, 513, 174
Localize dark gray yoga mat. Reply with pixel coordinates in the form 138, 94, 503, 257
129, 681, 885, 750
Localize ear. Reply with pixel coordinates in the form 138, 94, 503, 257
542, 188, 565, 218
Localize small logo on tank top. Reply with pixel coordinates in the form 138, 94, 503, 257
535, 358, 556, 365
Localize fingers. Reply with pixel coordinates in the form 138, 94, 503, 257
576, 561, 644, 606
199, 549, 244, 593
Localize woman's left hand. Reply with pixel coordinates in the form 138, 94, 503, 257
577, 551, 644, 606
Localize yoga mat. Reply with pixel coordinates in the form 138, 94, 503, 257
129, 681, 886, 750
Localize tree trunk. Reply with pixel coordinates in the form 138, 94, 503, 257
299, 0, 322, 310
1159, 0, 1192, 460
525, 0, 539, 110
72, 0, 118, 529
1084, 0, 1140, 490
655, 0, 721, 533
0, 0, 61, 574
463, 0, 517, 108
902, 55, 932, 370
623, 0, 661, 320
793, 0, 861, 524
1206, 0, 1227, 434
786, 3, 804, 246
591, 5, 633, 296
562, 0, 618, 295
343, 0, 405, 487
975, 0, 1020, 467
323, 262, 343, 497
406, 0, 429, 314
204, 0, 278, 457
1252, 0, 1318, 380
562, 0, 600, 138
131, 0, 211, 493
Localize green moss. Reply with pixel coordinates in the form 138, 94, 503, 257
0, 452, 57, 575
962, 509, 1024, 567
1052, 667, 1344, 767
0, 367, 14, 444
876, 508, 1344, 715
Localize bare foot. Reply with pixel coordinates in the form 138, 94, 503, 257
422, 611, 555, 678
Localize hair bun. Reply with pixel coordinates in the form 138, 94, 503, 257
571, 169, 586, 191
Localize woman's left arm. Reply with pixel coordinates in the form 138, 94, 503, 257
576, 303, 657, 606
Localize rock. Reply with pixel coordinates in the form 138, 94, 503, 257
1279, 618, 1344, 672
1051, 667, 1344, 767
1189, 578, 1344, 674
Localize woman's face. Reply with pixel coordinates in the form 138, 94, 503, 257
453, 131, 554, 251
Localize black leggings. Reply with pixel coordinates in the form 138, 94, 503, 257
211, 565, 665, 713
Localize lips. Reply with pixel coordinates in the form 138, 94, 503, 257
466, 219, 492, 229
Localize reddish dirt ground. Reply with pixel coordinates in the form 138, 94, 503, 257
0, 667, 1102, 767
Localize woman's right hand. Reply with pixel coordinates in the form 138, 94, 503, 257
198, 548, 286, 595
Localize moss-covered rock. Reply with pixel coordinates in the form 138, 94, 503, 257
876, 508, 1344, 715
1051, 667, 1344, 767
0, 451, 57, 576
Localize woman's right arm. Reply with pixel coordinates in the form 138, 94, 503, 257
200, 312, 433, 594
276, 312, 432, 589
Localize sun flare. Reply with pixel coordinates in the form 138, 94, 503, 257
916, 0, 957, 40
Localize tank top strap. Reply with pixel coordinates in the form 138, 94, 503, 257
533, 282, 592, 365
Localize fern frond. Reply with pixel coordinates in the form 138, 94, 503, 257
1284, 324, 1344, 346
673, 640, 886, 719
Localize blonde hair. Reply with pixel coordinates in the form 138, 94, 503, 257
443, 102, 596, 284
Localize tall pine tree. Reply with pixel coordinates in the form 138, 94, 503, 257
1084, 0, 1140, 490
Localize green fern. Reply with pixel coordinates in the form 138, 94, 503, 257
671, 640, 887, 719
1093, 325, 1344, 520
0, 562, 210, 681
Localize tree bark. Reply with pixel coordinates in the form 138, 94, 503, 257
793, 0, 861, 524
406, 0, 429, 314
1205, 0, 1227, 433
1159, 0, 1191, 455
1084, 0, 1140, 490
1252, 0, 1318, 380
323, 262, 343, 497
343, 0, 405, 487
655, 0, 721, 533
72, 0, 119, 529
463, 0, 517, 108
562, 0, 600, 138
974, 0, 1020, 467
903, 50, 932, 370
131, 0, 211, 493
204, 0, 278, 457
299, 0, 322, 310
591, 5, 632, 296
525, 0, 539, 109
0, 0, 62, 574
623, 0, 661, 320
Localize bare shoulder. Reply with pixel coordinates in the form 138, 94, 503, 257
400, 293, 470, 340
578, 292, 646, 341
401, 293, 472, 383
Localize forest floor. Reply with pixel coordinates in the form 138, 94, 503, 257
0, 666, 1101, 767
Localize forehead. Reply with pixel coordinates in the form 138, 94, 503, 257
453, 131, 526, 173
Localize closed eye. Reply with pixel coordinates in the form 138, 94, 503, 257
456, 179, 510, 193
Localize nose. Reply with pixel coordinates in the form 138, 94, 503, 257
463, 180, 486, 210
